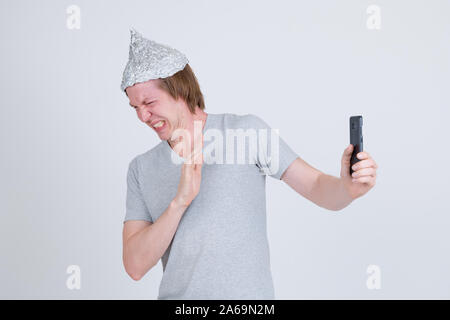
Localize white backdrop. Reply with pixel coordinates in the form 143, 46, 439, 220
1, 0, 449, 299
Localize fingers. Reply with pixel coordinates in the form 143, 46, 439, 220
352, 175, 376, 186
342, 144, 353, 162
341, 144, 353, 175
193, 140, 204, 170
356, 151, 369, 160
183, 132, 204, 168
173, 141, 184, 158
194, 152, 203, 172
356, 152, 378, 166
351, 158, 377, 171
345, 144, 353, 155
351, 152, 377, 186
172, 126, 204, 168
191, 129, 204, 166
352, 167, 376, 178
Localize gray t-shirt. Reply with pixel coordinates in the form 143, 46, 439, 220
124, 113, 299, 299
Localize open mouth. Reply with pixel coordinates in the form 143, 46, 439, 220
152, 120, 166, 131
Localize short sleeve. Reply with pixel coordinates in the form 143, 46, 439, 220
250, 114, 299, 180
124, 157, 153, 223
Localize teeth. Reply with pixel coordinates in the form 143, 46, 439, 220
153, 120, 164, 128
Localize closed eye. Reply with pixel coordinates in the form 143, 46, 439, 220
130, 100, 156, 108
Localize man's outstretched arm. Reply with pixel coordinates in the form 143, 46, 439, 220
281, 144, 378, 211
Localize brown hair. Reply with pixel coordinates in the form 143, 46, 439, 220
156, 64, 206, 114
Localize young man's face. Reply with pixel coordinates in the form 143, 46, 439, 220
126, 79, 185, 142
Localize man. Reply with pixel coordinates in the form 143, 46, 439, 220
121, 29, 378, 299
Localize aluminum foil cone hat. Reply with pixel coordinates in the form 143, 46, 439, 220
120, 28, 189, 92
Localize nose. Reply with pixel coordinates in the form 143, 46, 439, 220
140, 109, 152, 123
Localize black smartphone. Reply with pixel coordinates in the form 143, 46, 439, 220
350, 115, 363, 175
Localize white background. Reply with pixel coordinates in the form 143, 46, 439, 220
0, 0, 449, 299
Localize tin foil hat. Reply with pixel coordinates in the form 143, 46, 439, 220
120, 28, 189, 92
